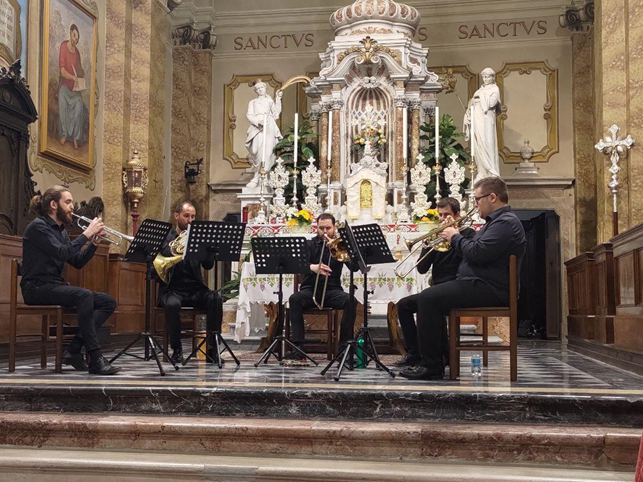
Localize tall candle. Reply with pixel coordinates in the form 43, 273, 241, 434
402, 106, 408, 161
434, 106, 440, 163
261, 113, 268, 169
293, 113, 299, 165
470, 105, 475, 158
327, 109, 333, 162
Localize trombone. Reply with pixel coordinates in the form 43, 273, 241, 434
72, 213, 134, 246
394, 208, 477, 279
313, 234, 350, 310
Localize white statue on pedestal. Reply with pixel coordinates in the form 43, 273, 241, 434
464, 68, 502, 181
245, 81, 283, 188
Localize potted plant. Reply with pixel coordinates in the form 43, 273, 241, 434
413, 208, 440, 231
286, 208, 314, 233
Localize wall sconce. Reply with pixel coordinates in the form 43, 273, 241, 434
122, 150, 148, 235
184, 158, 203, 184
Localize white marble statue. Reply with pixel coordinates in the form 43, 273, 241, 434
245, 81, 283, 188
464, 68, 502, 181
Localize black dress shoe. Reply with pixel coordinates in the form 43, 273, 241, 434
399, 365, 444, 381
170, 348, 183, 364
88, 357, 121, 375
393, 353, 422, 367
62, 351, 88, 371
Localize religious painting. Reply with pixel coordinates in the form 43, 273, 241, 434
40, 0, 97, 170
0, 0, 27, 73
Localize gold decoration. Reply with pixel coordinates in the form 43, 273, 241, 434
495, 61, 559, 163
337, 36, 399, 64
432, 65, 478, 110
360, 180, 373, 209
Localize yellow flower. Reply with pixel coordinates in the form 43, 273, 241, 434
381, 139, 387, 144
287, 219, 298, 226
360, 139, 366, 144
420, 216, 429, 223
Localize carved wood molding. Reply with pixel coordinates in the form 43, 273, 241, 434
223, 73, 281, 169
495, 61, 559, 163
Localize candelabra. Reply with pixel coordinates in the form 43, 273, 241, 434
268, 157, 290, 222
254, 167, 269, 224
409, 154, 432, 221
301, 157, 323, 216
444, 153, 465, 203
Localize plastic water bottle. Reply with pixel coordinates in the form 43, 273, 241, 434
356, 337, 367, 369
471, 354, 482, 378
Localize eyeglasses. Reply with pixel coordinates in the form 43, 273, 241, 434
474, 193, 492, 204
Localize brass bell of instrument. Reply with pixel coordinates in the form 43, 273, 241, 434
327, 236, 351, 263
153, 230, 188, 283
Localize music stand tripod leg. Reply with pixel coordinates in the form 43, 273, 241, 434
254, 337, 281, 367
109, 333, 144, 364
183, 333, 209, 365
217, 333, 240, 366
146, 334, 166, 376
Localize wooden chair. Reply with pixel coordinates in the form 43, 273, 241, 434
9, 259, 76, 373
150, 279, 204, 360
285, 274, 339, 360
448, 255, 518, 381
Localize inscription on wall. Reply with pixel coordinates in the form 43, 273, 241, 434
234, 33, 315, 51
417, 20, 549, 42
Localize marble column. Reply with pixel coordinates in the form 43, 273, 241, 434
394, 97, 406, 183
309, 110, 320, 147
319, 107, 329, 183
170, 46, 192, 211
330, 101, 342, 183
410, 100, 421, 168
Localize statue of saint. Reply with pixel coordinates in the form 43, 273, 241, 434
464, 68, 502, 181
245, 81, 283, 188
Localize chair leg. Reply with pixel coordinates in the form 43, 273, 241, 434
9, 307, 17, 373
510, 316, 518, 382
55, 311, 63, 373
449, 313, 458, 380
41, 315, 48, 369
482, 317, 489, 367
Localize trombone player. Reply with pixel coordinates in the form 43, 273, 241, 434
157, 201, 223, 365
21, 185, 120, 375
394, 197, 475, 368
288, 213, 357, 360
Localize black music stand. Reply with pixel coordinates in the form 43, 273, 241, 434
109, 219, 174, 376
181, 220, 246, 368
252, 236, 318, 367
321, 222, 396, 381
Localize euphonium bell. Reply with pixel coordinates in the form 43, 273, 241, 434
153, 230, 188, 283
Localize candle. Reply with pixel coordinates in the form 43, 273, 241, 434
293, 113, 299, 165
470, 105, 475, 158
402, 106, 408, 161
327, 109, 333, 162
434, 106, 440, 163
261, 113, 268, 169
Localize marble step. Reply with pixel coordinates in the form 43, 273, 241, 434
0, 446, 633, 481
0, 413, 638, 470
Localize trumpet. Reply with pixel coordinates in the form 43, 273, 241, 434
394, 208, 477, 278
72, 213, 134, 246
313, 233, 351, 310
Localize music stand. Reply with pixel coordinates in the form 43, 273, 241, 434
252, 236, 318, 367
109, 219, 174, 376
321, 222, 396, 381
181, 221, 246, 368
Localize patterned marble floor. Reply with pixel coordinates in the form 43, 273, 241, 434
2, 340, 642, 396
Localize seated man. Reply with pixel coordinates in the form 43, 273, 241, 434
400, 177, 526, 380
21, 185, 120, 375
394, 197, 475, 368
158, 201, 223, 364
288, 213, 357, 359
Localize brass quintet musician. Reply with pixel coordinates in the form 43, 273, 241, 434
400, 177, 526, 381
394, 197, 475, 369
21, 185, 120, 375
157, 201, 223, 365
288, 213, 357, 360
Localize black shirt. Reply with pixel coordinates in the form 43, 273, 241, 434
451, 206, 526, 302
158, 229, 214, 296
416, 226, 475, 285
300, 236, 354, 292
21, 215, 96, 289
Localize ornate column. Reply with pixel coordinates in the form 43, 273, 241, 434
309, 108, 321, 146
330, 99, 343, 183
410, 100, 421, 167
318, 103, 329, 182
394, 97, 407, 184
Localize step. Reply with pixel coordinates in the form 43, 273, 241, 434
0, 413, 638, 470
0, 446, 633, 481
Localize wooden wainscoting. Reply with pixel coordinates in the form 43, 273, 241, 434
564, 250, 596, 341
107, 254, 146, 334
593, 243, 615, 344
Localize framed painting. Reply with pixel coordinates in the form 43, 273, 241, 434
40, 0, 97, 170
0, 0, 27, 72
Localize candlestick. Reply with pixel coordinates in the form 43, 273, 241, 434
293, 113, 299, 167
469, 105, 475, 159
261, 113, 268, 170
403, 106, 408, 161
434, 106, 440, 163
292, 167, 299, 208
327, 110, 333, 162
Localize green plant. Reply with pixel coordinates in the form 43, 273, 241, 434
274, 120, 319, 204
419, 114, 471, 202
219, 271, 241, 302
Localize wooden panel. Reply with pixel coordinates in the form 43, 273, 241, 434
613, 316, 643, 352
615, 252, 636, 307
108, 255, 146, 334
593, 243, 615, 344
564, 251, 595, 341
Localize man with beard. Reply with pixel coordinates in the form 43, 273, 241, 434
157, 201, 223, 365
21, 185, 120, 375
58, 24, 86, 150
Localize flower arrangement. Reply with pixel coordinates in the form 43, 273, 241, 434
413, 208, 439, 224
353, 125, 386, 152
286, 209, 314, 226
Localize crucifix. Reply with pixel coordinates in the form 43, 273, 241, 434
595, 124, 635, 237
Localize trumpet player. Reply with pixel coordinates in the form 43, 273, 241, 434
400, 177, 526, 381
157, 201, 222, 365
394, 197, 475, 368
21, 185, 120, 375
288, 213, 357, 360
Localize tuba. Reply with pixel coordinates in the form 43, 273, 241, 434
153, 230, 188, 283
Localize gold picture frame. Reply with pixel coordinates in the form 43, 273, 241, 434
223, 74, 281, 169
495, 61, 559, 163
40, 0, 97, 171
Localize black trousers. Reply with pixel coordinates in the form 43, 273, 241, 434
415, 279, 504, 374
288, 288, 357, 349
22, 283, 116, 355
398, 286, 450, 359
161, 288, 222, 350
